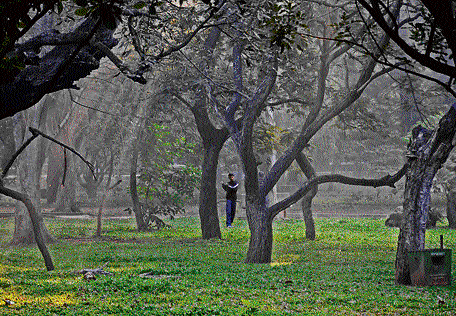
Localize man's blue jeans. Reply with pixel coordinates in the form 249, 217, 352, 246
226, 199, 236, 227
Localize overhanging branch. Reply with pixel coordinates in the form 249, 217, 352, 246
269, 163, 409, 218
29, 127, 96, 180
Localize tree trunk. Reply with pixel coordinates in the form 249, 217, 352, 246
395, 158, 433, 284
395, 105, 456, 284
245, 196, 273, 263
302, 192, 316, 240
199, 141, 224, 239
130, 144, 147, 231
0, 117, 16, 171
446, 188, 456, 228
0, 184, 54, 270
296, 152, 317, 240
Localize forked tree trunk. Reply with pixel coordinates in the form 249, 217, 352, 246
245, 196, 273, 263
395, 104, 456, 285
199, 140, 224, 239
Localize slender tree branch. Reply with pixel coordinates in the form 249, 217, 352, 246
261, 26, 393, 197
153, 6, 218, 61
301, 31, 456, 98
269, 163, 409, 218
425, 20, 436, 58
1, 133, 39, 179
266, 98, 310, 108
127, 15, 146, 60
356, 0, 456, 79
29, 127, 96, 180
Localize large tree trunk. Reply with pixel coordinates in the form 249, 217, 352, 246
245, 196, 273, 263
395, 157, 433, 284
199, 139, 224, 239
0, 117, 16, 170
395, 104, 456, 285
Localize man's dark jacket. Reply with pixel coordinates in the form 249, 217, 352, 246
222, 180, 239, 201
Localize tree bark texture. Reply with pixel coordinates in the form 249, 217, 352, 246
244, 197, 273, 263
0, 118, 16, 171
395, 104, 456, 285
446, 189, 456, 228
301, 192, 316, 240
198, 138, 225, 239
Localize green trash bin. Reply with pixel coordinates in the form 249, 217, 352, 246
408, 248, 452, 286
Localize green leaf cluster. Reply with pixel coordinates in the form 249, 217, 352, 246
138, 123, 201, 219
259, 1, 308, 53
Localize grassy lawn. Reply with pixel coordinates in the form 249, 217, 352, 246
0, 216, 454, 315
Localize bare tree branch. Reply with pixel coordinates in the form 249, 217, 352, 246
1, 133, 39, 179
29, 127, 96, 180
270, 163, 409, 218
127, 15, 147, 61
356, 0, 456, 79
90, 40, 147, 84
266, 98, 310, 108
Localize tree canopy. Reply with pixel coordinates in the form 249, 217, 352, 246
0, 0, 219, 119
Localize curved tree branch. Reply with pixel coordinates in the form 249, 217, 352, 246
29, 127, 96, 180
356, 0, 456, 78
270, 162, 409, 218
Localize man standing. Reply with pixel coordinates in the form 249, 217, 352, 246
222, 173, 238, 228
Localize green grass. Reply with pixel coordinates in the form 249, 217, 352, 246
0, 217, 454, 315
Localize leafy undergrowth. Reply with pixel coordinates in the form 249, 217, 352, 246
0, 217, 454, 315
